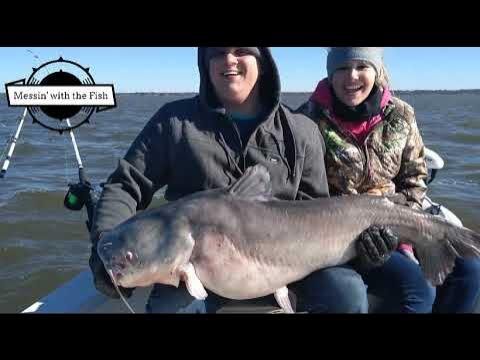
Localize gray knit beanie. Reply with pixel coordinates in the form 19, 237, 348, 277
327, 47, 384, 81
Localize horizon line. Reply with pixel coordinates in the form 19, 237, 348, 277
2, 89, 480, 95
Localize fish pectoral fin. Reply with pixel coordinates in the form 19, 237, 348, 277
274, 286, 294, 314
228, 164, 272, 201
179, 262, 208, 300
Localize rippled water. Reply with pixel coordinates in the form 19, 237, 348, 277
1, 92, 479, 313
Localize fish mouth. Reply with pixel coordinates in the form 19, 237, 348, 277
109, 268, 153, 288
107, 266, 138, 288
103, 262, 129, 285
109, 268, 124, 282
106, 259, 158, 288
99, 249, 140, 287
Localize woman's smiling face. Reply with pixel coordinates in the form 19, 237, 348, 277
331, 60, 376, 107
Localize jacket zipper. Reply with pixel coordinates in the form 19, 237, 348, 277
222, 110, 294, 179
223, 119, 246, 174
358, 104, 396, 188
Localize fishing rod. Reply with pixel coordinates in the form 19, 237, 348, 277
0, 110, 97, 230
2, 51, 100, 231
63, 118, 96, 232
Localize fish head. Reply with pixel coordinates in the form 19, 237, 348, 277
96, 213, 194, 289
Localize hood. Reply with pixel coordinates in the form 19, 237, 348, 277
197, 47, 281, 116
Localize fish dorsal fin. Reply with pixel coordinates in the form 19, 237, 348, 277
228, 165, 272, 201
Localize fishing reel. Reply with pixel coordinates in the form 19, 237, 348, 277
63, 167, 101, 232
64, 178, 97, 233
64, 181, 93, 211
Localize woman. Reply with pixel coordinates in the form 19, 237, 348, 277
299, 47, 479, 313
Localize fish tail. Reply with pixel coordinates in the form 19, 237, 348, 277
413, 221, 480, 286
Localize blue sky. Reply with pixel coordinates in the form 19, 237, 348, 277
1, 47, 479, 92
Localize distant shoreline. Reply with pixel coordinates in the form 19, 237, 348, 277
2, 90, 480, 96
80, 89, 480, 95
110, 90, 480, 95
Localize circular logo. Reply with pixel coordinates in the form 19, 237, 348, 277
25, 57, 98, 133
38, 70, 83, 120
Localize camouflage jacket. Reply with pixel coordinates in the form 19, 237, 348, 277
298, 96, 428, 210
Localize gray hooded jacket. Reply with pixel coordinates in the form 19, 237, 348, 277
91, 47, 329, 243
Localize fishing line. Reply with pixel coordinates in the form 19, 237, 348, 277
27, 49, 50, 76
107, 269, 136, 314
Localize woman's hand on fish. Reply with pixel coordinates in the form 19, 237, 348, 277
355, 225, 399, 269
